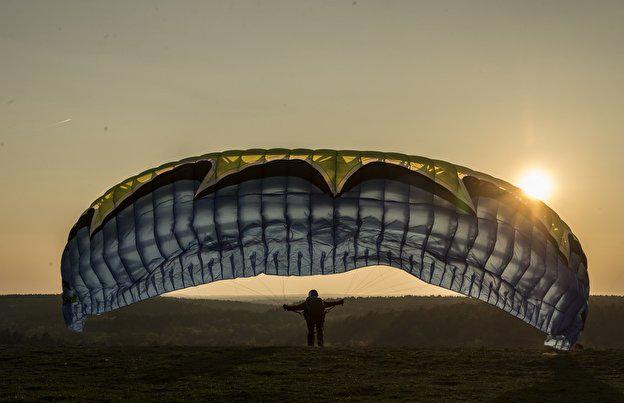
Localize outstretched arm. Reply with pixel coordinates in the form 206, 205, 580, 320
283, 302, 306, 311
324, 299, 345, 308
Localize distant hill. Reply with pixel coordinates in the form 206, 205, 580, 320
0, 295, 622, 348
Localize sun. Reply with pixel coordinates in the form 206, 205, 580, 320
517, 169, 553, 201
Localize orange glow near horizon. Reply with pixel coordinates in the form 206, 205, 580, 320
1, 1, 623, 296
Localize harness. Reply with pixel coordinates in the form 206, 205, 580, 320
292, 305, 337, 319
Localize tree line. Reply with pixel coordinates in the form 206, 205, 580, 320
0, 295, 622, 348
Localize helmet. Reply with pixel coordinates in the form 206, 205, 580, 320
308, 289, 318, 297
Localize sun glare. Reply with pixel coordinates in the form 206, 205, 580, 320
517, 169, 553, 201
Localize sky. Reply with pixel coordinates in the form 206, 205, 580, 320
0, 0, 622, 296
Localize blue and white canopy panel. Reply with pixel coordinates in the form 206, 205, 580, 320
61, 149, 588, 349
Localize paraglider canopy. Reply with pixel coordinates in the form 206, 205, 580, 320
61, 149, 588, 350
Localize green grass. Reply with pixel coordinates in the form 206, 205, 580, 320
1, 346, 623, 402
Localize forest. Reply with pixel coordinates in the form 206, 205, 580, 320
1, 295, 622, 348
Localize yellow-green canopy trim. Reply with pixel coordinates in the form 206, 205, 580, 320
85, 149, 575, 259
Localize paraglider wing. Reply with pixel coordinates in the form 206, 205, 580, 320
61, 149, 588, 350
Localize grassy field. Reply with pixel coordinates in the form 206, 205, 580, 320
1, 345, 623, 402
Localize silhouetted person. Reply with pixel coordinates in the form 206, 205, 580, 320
283, 290, 344, 346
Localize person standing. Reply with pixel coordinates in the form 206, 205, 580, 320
283, 289, 344, 346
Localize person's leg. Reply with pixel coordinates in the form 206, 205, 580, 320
316, 321, 324, 347
306, 320, 315, 346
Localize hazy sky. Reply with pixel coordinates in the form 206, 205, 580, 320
1, 0, 622, 296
